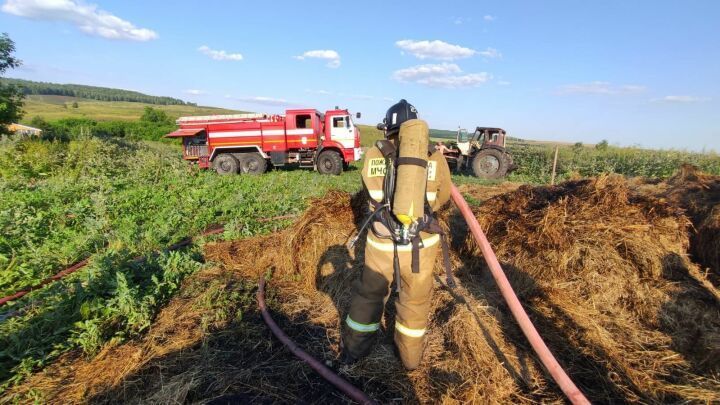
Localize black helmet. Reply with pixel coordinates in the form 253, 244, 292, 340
377, 99, 418, 137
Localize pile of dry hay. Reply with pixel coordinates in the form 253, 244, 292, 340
463, 174, 720, 403
665, 165, 720, 284
4, 171, 719, 404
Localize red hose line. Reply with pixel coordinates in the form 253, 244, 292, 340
0, 225, 227, 308
450, 184, 590, 405
0, 258, 89, 306
256, 278, 375, 405
0, 215, 289, 308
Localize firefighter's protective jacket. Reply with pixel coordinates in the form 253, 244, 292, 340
343, 119, 452, 370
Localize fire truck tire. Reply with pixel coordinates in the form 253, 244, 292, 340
472, 148, 508, 179
239, 153, 267, 175
213, 153, 240, 175
316, 150, 343, 175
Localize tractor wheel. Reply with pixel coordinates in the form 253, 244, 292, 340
316, 150, 343, 175
239, 153, 267, 175
472, 149, 508, 179
213, 153, 240, 175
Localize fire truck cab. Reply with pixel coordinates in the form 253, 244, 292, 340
165, 108, 362, 175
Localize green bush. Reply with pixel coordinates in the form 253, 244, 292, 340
25, 116, 175, 142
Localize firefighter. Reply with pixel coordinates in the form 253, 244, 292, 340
342, 99, 452, 370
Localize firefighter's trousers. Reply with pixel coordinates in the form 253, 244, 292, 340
343, 231, 439, 370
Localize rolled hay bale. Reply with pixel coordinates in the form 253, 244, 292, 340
463, 174, 720, 402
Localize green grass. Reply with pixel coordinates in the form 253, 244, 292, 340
20, 95, 244, 123
0, 134, 361, 389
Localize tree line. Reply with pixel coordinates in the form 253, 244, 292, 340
28, 106, 177, 142
1, 77, 195, 106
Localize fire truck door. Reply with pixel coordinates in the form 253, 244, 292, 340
330, 115, 355, 148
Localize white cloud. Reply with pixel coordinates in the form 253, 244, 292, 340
483, 15, 496, 22
198, 45, 243, 61
227, 95, 299, 107
651, 95, 711, 103
557, 81, 646, 95
497, 80, 511, 86
184, 89, 205, 95
1, 0, 157, 41
393, 63, 462, 81
395, 39, 477, 60
393, 63, 491, 89
305, 89, 333, 95
453, 17, 471, 25
478, 47, 502, 59
294, 49, 341, 68
418, 73, 491, 88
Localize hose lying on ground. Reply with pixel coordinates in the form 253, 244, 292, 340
0, 258, 90, 306
450, 184, 590, 405
256, 277, 376, 405
257, 186, 588, 404
0, 214, 299, 309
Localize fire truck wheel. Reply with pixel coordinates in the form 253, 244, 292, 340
317, 150, 343, 175
238, 153, 267, 175
213, 153, 240, 175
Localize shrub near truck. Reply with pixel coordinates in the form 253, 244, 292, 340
166, 108, 362, 175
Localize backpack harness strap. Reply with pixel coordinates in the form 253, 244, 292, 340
351, 141, 456, 292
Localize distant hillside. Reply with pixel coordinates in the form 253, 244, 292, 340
429, 128, 457, 139
3, 78, 192, 106
20, 95, 245, 123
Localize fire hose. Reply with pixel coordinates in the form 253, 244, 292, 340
2, 188, 588, 403
258, 185, 589, 405
256, 277, 376, 405
0, 215, 297, 308
450, 184, 590, 405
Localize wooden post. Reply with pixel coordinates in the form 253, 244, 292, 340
550, 145, 559, 185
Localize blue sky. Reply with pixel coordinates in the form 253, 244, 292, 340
1, 0, 718, 150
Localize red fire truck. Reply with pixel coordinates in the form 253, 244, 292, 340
165, 108, 362, 175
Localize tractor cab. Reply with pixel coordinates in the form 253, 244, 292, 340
456, 127, 507, 154
473, 127, 507, 149
456, 128, 472, 155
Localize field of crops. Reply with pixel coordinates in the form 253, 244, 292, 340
0, 135, 361, 389
1, 115, 719, 394
19, 95, 243, 123
506, 142, 720, 183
